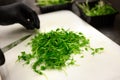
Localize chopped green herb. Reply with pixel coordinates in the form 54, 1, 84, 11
17, 28, 104, 75
91, 48, 104, 55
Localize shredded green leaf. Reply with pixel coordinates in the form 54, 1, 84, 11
17, 28, 104, 75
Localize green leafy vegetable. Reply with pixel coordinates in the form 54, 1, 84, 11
36, 0, 72, 6
78, 0, 117, 16
17, 28, 104, 75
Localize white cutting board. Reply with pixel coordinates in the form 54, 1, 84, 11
1, 10, 120, 80
0, 24, 34, 48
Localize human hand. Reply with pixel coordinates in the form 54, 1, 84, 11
0, 2, 40, 29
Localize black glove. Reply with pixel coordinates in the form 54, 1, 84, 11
0, 49, 5, 66
0, 2, 40, 29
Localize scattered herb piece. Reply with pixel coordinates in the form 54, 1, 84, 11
17, 28, 104, 75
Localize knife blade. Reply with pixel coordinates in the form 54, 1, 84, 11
0, 34, 31, 67
1, 34, 31, 53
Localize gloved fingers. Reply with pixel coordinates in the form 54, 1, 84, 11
17, 15, 35, 30
30, 11, 40, 29
20, 3, 40, 29
27, 11, 40, 29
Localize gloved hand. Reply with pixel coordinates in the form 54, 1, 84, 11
0, 2, 40, 29
0, 49, 5, 66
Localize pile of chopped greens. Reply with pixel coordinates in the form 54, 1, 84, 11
78, 0, 117, 16
36, 0, 72, 6
17, 28, 104, 75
